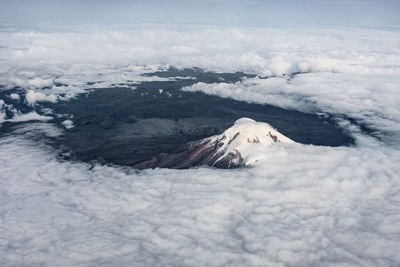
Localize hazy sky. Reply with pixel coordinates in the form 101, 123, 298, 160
1, 0, 399, 28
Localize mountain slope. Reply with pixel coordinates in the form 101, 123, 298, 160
134, 118, 295, 169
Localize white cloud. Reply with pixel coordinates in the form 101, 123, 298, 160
0, 26, 399, 132
9, 93, 20, 101
0, 127, 399, 266
61, 119, 74, 129
7, 112, 53, 122
25, 90, 58, 106
1, 26, 399, 93
0, 99, 6, 123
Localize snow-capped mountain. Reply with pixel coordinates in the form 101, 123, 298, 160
134, 118, 295, 169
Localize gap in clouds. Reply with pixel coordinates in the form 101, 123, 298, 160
1, 67, 356, 168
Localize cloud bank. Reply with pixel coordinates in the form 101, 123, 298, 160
1, 26, 399, 93
0, 124, 399, 266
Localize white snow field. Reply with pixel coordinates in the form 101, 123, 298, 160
205, 118, 295, 166
1, 25, 400, 266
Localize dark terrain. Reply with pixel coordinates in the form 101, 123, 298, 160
0, 68, 356, 168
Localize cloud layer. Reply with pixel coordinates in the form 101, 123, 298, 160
1, 25, 400, 266
1, 26, 399, 134
0, 124, 399, 266
1, 26, 399, 92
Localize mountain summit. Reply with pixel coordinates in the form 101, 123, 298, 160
134, 118, 295, 169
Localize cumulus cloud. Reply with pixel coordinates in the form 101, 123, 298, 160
25, 90, 58, 106
7, 112, 53, 122
61, 119, 74, 129
6, 77, 54, 90
9, 93, 20, 101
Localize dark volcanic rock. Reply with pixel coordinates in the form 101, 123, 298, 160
133, 137, 245, 169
